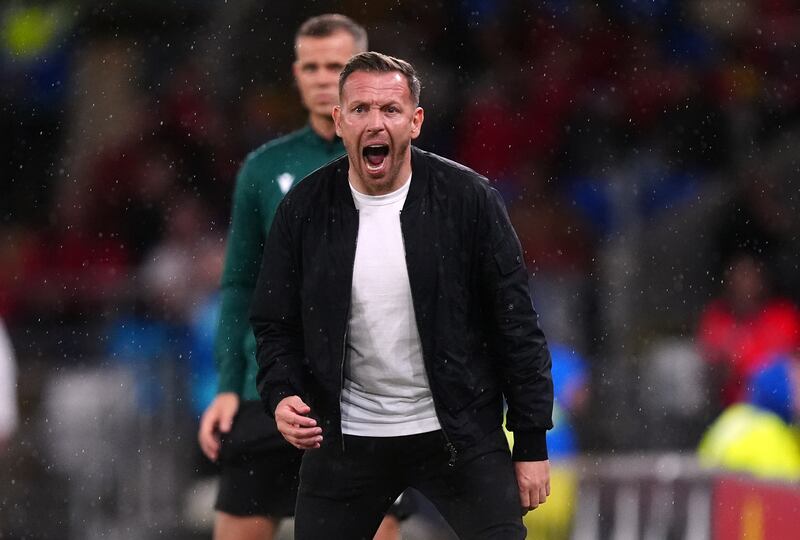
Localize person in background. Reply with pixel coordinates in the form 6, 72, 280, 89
696, 252, 800, 407
698, 354, 800, 481
197, 14, 402, 540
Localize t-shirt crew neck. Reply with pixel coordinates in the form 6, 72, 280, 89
348, 172, 412, 206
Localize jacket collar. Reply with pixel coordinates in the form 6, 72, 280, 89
407, 146, 428, 207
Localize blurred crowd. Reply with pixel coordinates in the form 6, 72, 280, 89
1, 0, 800, 537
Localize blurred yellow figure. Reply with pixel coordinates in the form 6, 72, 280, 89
698, 358, 800, 482
2, 5, 65, 58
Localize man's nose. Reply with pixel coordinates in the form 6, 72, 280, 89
366, 108, 383, 131
318, 68, 339, 86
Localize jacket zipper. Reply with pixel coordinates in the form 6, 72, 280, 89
339, 324, 349, 453
339, 208, 359, 453
399, 209, 458, 467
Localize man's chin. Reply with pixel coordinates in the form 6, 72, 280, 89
363, 169, 387, 183
352, 169, 389, 192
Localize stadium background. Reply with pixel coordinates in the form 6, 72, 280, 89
1, 0, 798, 538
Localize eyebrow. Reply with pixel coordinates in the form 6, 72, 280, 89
348, 99, 403, 109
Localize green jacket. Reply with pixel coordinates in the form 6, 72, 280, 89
215, 125, 344, 399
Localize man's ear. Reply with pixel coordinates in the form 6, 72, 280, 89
411, 107, 424, 139
333, 106, 342, 137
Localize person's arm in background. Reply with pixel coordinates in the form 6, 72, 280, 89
479, 186, 554, 512
198, 161, 263, 461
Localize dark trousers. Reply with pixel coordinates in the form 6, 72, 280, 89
294, 429, 526, 540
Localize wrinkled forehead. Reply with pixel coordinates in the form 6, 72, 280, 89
340, 71, 411, 102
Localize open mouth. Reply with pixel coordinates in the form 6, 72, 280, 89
362, 144, 389, 172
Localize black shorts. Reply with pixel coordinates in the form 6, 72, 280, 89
214, 400, 303, 518
212, 401, 416, 520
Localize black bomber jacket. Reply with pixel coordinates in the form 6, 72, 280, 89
250, 146, 554, 462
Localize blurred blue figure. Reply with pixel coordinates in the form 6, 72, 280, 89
547, 344, 589, 459
505, 342, 588, 456
662, 25, 717, 67
106, 306, 187, 415
749, 356, 795, 423
567, 167, 699, 239
186, 292, 220, 418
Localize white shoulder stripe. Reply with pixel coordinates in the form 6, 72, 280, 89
277, 173, 294, 194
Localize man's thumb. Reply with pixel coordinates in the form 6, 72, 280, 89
291, 396, 310, 414
220, 410, 235, 433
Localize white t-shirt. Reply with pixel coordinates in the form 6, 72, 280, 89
341, 174, 441, 436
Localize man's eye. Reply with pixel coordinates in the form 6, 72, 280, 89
354, 105, 365, 113
386, 106, 398, 113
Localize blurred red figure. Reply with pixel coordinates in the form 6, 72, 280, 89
697, 252, 800, 405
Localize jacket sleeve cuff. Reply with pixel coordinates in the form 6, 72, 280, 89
216, 373, 242, 396
511, 430, 548, 461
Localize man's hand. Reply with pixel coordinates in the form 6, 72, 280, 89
514, 459, 551, 514
275, 395, 323, 449
197, 392, 240, 461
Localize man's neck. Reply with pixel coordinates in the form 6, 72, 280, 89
350, 162, 412, 196
309, 114, 336, 141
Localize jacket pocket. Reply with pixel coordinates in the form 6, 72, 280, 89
433, 355, 480, 415
493, 238, 522, 276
